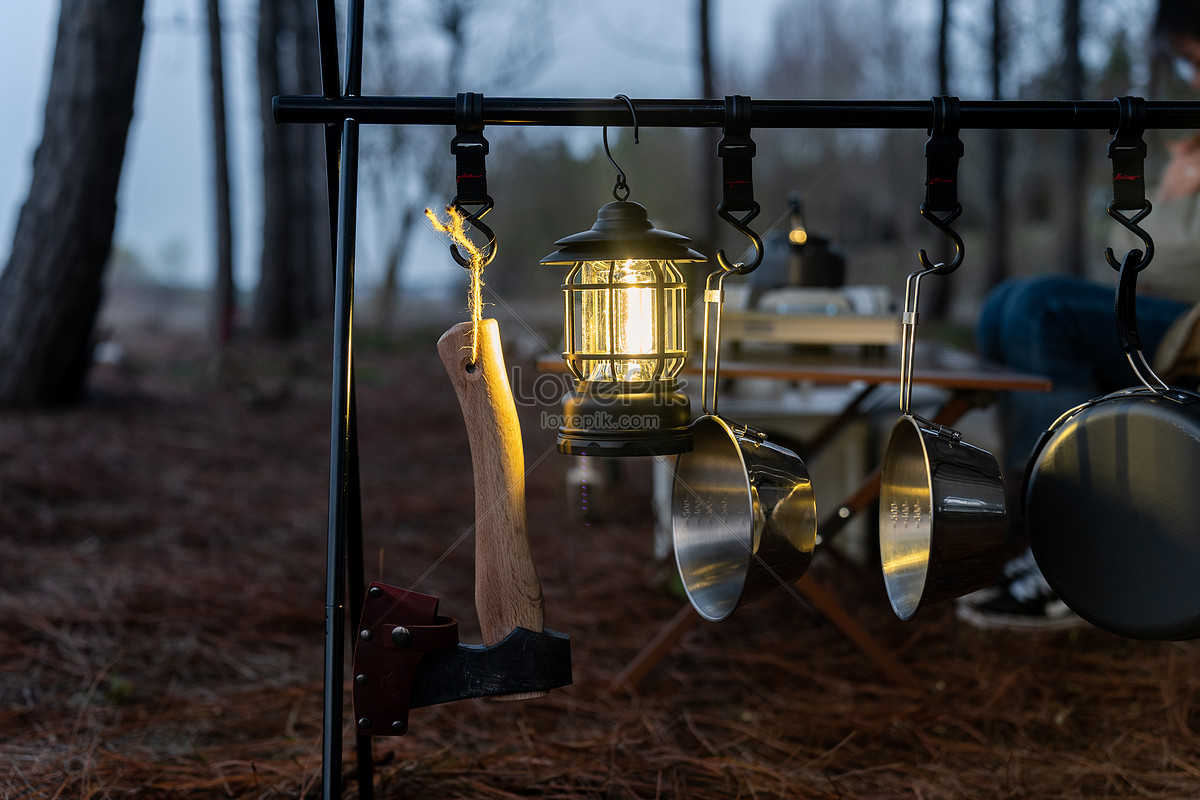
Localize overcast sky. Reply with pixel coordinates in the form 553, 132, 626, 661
0, 0, 790, 292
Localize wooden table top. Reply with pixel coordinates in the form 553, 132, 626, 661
536, 342, 1052, 393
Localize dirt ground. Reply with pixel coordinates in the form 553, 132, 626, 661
2, 310, 1200, 799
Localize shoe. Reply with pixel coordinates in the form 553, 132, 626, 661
956, 549, 1086, 631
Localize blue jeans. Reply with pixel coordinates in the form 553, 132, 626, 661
977, 275, 1189, 476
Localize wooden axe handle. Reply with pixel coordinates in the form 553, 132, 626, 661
438, 320, 545, 700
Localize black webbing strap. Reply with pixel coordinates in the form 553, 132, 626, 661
717, 95, 756, 213
450, 92, 489, 206
1108, 96, 1148, 212
924, 96, 963, 213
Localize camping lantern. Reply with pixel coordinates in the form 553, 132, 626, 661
541, 200, 705, 456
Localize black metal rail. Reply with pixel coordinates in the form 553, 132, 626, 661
276, 95, 1200, 130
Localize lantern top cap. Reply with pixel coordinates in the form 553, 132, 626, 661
540, 201, 707, 265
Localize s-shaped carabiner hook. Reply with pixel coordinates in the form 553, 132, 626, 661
1104, 96, 1153, 273
448, 92, 498, 268
714, 95, 764, 275
1104, 201, 1154, 272
714, 205, 765, 275
917, 95, 965, 276
916, 202, 965, 275
447, 197, 498, 269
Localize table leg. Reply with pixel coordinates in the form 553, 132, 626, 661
609, 576, 922, 693
794, 576, 919, 689
608, 603, 701, 693
801, 383, 878, 459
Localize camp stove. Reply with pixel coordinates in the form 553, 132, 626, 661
718, 199, 899, 348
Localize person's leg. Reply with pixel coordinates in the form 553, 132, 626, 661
962, 275, 1188, 629
979, 274, 1188, 475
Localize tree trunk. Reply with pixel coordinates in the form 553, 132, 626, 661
376, 207, 418, 330
0, 0, 145, 407
985, 0, 1010, 290
924, 0, 955, 321
293, 1, 331, 321
253, 0, 297, 340
374, 4, 469, 323
206, 0, 235, 349
1060, 0, 1086, 277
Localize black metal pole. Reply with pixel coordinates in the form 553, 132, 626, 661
320, 0, 366, 795
323, 116, 358, 800
314, 0, 344, 796
275, 95, 1200, 130
337, 2, 373, 799
315, 0, 339, 100
315, 0, 342, 260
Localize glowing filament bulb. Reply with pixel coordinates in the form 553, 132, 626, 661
615, 261, 654, 378
578, 259, 680, 383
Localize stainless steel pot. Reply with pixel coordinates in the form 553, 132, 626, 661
1025, 250, 1200, 639
671, 267, 817, 622
880, 414, 1007, 620
879, 266, 1007, 620
672, 414, 817, 622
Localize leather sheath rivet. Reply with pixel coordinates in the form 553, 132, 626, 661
392, 720, 407, 733
357, 717, 370, 728
355, 673, 368, 685
368, 586, 383, 598
391, 626, 413, 648
359, 629, 372, 641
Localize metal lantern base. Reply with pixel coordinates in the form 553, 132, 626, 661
557, 380, 692, 457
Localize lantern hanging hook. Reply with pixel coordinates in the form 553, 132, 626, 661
602, 94, 639, 201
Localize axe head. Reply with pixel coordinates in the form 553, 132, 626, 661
352, 582, 571, 736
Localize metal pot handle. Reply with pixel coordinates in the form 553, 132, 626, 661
898, 265, 941, 414
700, 267, 736, 416
1115, 247, 1170, 394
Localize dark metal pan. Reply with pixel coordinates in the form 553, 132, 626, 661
1024, 249, 1200, 640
